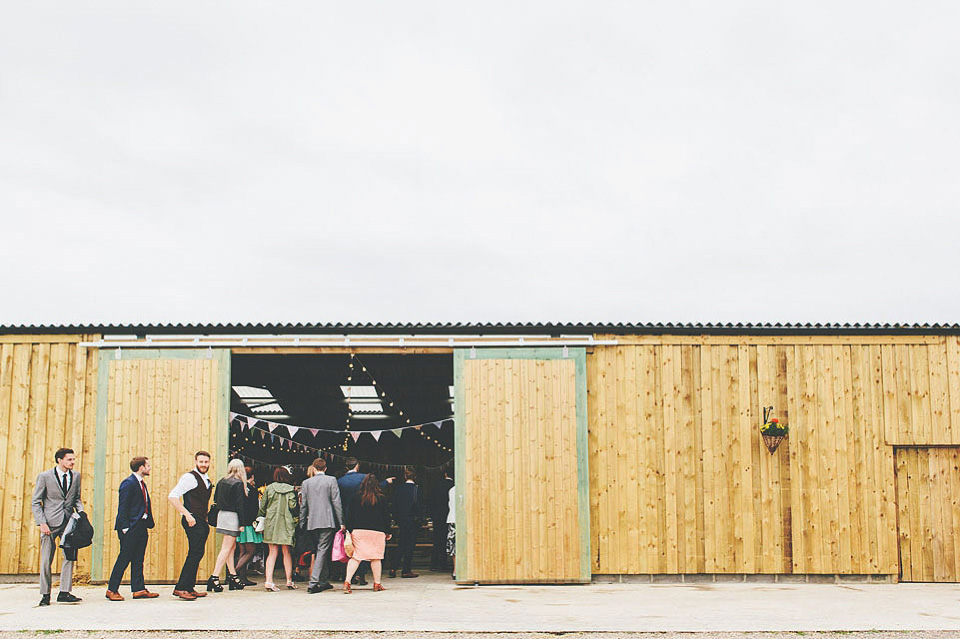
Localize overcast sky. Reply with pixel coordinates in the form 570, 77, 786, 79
1, 2, 958, 326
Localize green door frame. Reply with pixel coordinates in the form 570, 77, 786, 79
91, 348, 231, 581
453, 347, 590, 583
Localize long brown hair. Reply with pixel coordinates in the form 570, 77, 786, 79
359, 473, 385, 507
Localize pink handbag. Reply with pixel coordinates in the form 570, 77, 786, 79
332, 529, 349, 563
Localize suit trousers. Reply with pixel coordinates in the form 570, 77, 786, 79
108, 524, 149, 592
391, 519, 419, 573
308, 528, 337, 587
39, 531, 74, 595
175, 517, 209, 591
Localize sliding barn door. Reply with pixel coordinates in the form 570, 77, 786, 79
895, 447, 960, 582
454, 348, 590, 583
92, 349, 230, 583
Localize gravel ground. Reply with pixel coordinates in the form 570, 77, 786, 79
4, 633, 960, 639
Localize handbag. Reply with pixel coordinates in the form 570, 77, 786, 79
207, 503, 220, 525
343, 531, 355, 558
253, 516, 265, 533
332, 529, 348, 563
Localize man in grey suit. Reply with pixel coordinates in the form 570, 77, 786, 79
300, 458, 344, 593
31, 447, 85, 606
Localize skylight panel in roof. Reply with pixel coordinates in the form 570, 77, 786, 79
233, 385, 273, 398
340, 386, 378, 398
251, 402, 284, 414
348, 402, 384, 413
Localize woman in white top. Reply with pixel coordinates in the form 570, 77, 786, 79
446, 483, 456, 578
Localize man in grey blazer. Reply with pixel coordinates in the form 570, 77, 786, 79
31, 447, 85, 606
300, 458, 344, 593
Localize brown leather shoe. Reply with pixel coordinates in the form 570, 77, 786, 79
172, 590, 197, 600
132, 590, 159, 599
400, 571, 420, 578
105, 590, 124, 601
189, 590, 207, 597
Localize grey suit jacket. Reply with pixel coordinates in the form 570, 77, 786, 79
300, 474, 343, 530
32, 468, 84, 534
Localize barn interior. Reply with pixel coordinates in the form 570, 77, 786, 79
229, 353, 454, 479
229, 352, 455, 573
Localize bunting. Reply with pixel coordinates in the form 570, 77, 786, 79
230, 412, 452, 439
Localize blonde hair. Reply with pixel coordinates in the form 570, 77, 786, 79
226, 458, 249, 495
306, 464, 318, 478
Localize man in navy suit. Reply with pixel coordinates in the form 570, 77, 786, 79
106, 456, 158, 601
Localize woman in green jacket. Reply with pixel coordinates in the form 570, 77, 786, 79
258, 466, 298, 591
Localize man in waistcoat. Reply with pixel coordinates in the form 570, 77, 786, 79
167, 451, 212, 601
31, 447, 85, 606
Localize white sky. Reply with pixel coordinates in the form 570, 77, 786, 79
2, 2, 958, 326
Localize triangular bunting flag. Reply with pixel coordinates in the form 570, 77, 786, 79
309, 429, 319, 437
391, 428, 404, 437
372, 431, 382, 441
351, 432, 361, 442
267, 422, 277, 433
287, 426, 299, 437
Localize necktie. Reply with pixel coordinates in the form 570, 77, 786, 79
60, 471, 67, 494
141, 482, 150, 515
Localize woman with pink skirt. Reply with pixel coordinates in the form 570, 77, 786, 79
343, 474, 392, 593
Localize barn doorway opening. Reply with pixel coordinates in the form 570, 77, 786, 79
228, 352, 455, 576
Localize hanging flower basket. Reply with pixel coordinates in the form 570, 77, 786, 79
761, 432, 787, 454
760, 407, 788, 454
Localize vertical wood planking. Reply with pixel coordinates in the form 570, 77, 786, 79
0, 339, 99, 578
461, 353, 583, 583
0, 344, 14, 573
6, 345, 32, 573
896, 447, 960, 582
94, 353, 224, 583
700, 345, 717, 572
588, 337, 945, 577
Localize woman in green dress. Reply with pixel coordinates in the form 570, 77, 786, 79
258, 466, 298, 591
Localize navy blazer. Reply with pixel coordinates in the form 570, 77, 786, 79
114, 474, 155, 532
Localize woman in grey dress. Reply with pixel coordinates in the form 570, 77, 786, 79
206, 459, 248, 592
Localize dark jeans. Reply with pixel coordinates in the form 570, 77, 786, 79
108, 524, 149, 592
391, 520, 419, 573
175, 516, 209, 591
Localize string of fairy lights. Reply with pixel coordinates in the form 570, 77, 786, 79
351, 354, 453, 453
232, 354, 453, 465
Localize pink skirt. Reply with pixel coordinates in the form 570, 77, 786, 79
350, 529, 386, 561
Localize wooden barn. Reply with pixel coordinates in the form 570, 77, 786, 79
2, 323, 960, 586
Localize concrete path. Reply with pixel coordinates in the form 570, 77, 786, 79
2, 574, 960, 632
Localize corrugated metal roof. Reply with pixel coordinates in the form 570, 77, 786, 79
1, 321, 959, 335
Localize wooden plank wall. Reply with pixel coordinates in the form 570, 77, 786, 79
586, 336, 960, 575
97, 355, 224, 583
460, 357, 583, 582
0, 336, 99, 577
895, 447, 960, 582
883, 339, 960, 445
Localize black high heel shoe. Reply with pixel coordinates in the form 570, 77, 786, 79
205, 575, 223, 592
226, 574, 245, 590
